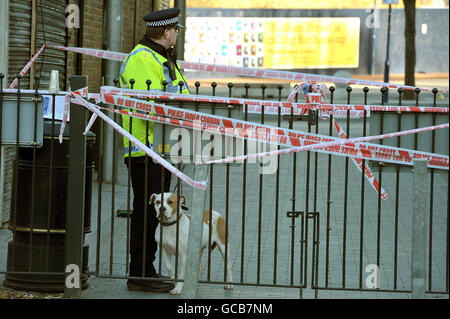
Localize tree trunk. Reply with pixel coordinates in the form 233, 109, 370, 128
403, 0, 416, 100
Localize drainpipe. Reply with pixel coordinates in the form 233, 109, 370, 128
103, 0, 123, 183
175, 0, 186, 61
0, 0, 9, 79
76, 0, 84, 75
0, 0, 9, 225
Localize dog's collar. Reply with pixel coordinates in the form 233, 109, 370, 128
159, 213, 182, 227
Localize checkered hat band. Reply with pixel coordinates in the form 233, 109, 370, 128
146, 17, 178, 27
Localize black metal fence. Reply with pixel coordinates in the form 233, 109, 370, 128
0, 72, 448, 298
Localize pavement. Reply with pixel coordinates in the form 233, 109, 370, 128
0, 74, 449, 300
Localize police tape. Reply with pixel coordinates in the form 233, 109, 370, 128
7, 43, 448, 97
177, 61, 427, 92
71, 93, 208, 190
86, 101, 407, 202
1, 87, 100, 102
8, 44, 46, 89
100, 92, 449, 170
47, 44, 129, 63
35, 44, 447, 93
58, 86, 89, 143
331, 117, 387, 200
196, 123, 449, 170
99, 86, 449, 114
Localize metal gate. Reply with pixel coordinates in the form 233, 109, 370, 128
89, 80, 449, 297
0, 74, 448, 298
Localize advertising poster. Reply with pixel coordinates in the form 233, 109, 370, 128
184, 17, 360, 70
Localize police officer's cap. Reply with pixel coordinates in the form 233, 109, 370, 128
143, 8, 183, 28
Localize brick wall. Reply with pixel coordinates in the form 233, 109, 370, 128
64, 0, 104, 91
65, 0, 80, 89
81, 0, 104, 93
122, 0, 154, 53
65, 0, 156, 89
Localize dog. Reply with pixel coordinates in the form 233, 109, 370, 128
151, 192, 233, 295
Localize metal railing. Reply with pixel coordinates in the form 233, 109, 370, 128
1, 72, 449, 299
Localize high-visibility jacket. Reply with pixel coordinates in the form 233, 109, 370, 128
119, 40, 189, 158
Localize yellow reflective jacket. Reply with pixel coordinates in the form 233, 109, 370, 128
119, 38, 189, 158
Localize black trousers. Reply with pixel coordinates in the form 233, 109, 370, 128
126, 157, 171, 277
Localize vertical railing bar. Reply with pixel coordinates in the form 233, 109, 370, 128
311, 212, 316, 290
311, 97, 319, 297
141, 80, 152, 278
325, 86, 335, 288
45, 92, 56, 272
359, 87, 369, 288
304, 112, 311, 290
292, 92, 303, 297
192, 81, 200, 278
175, 171, 181, 279
273, 85, 283, 285
414, 88, 420, 150
11, 75, 22, 272
446, 160, 449, 293
174, 82, 181, 280
111, 100, 118, 275
428, 88, 438, 291
300, 211, 305, 292
314, 212, 320, 295
0, 73, 3, 144
175, 80, 184, 280
95, 95, 106, 277
158, 80, 168, 276
28, 78, 39, 272
256, 84, 266, 285
224, 83, 233, 283
342, 87, 352, 288
122, 79, 136, 276
394, 87, 403, 290
289, 95, 296, 287
376, 88, 386, 271
207, 81, 217, 281
241, 83, 249, 284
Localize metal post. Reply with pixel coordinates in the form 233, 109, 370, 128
102, 0, 122, 183
174, 0, 186, 61
0, 0, 9, 80
411, 159, 428, 299
383, 3, 393, 103
64, 75, 87, 298
181, 160, 209, 299
369, 0, 377, 74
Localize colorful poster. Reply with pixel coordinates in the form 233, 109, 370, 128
184, 17, 360, 70
187, 0, 448, 9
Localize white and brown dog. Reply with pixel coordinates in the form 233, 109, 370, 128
151, 192, 233, 295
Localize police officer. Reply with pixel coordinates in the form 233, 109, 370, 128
120, 7, 190, 292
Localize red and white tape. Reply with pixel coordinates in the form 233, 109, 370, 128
100, 86, 449, 115
71, 94, 208, 190
196, 123, 449, 169
178, 61, 429, 92
101, 92, 449, 170
47, 44, 129, 62
332, 117, 387, 199
58, 86, 89, 143
13, 44, 447, 93
8, 44, 46, 89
